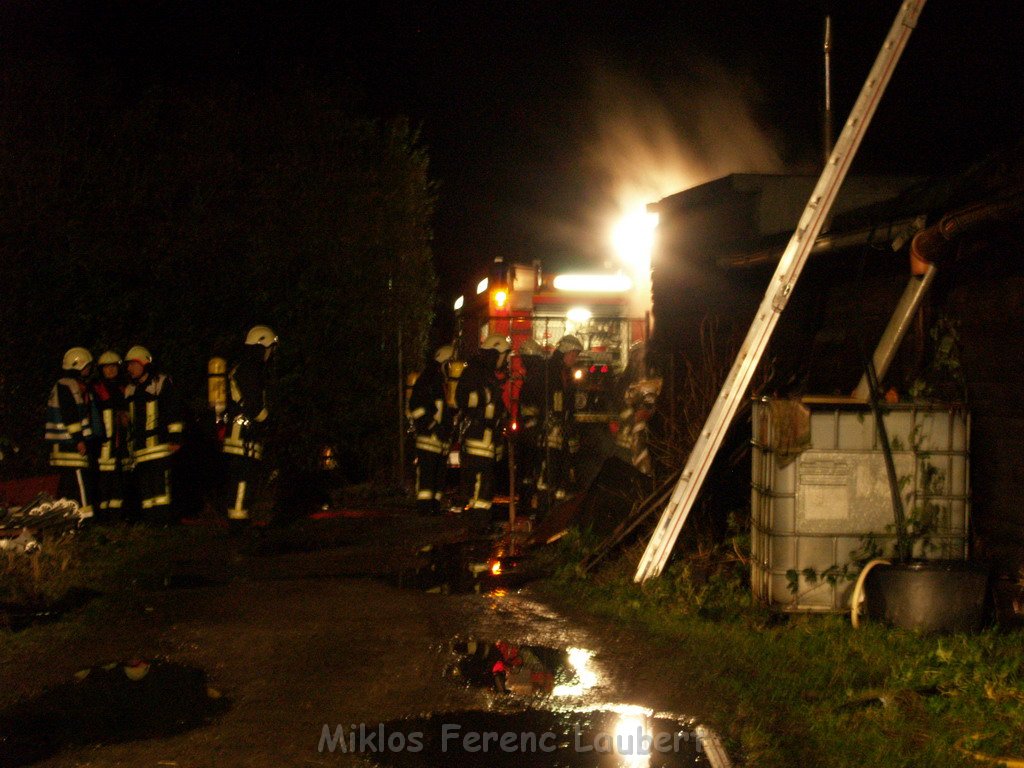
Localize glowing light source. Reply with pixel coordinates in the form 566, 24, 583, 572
612, 208, 659, 272
573, 369, 583, 381
493, 289, 508, 308
553, 273, 633, 293
566, 306, 592, 323
612, 711, 653, 767
489, 560, 502, 576
476, 277, 489, 295
552, 647, 599, 697
453, 295, 465, 311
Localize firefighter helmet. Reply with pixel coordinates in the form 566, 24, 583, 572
97, 350, 122, 366
481, 335, 511, 354
62, 347, 93, 372
125, 345, 153, 366
434, 344, 455, 364
518, 338, 543, 357
557, 335, 583, 354
245, 325, 278, 347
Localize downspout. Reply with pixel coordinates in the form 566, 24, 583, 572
853, 190, 1024, 399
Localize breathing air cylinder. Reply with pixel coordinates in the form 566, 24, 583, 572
207, 357, 227, 418
446, 360, 466, 407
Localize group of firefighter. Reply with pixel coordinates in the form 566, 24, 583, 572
407, 333, 585, 516
44, 325, 277, 527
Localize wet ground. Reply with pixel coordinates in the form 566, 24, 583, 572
0, 509, 730, 767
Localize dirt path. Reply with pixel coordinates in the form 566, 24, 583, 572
1, 513, 724, 767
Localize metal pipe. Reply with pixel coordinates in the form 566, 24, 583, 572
823, 15, 834, 164
851, 263, 937, 400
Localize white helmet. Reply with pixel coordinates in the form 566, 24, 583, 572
245, 325, 278, 348
518, 338, 543, 357
481, 335, 511, 354
97, 350, 122, 366
125, 345, 153, 366
557, 335, 583, 354
62, 347, 93, 372
434, 344, 455, 364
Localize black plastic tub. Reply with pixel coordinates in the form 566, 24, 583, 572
864, 559, 990, 633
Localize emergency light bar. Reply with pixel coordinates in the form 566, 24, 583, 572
552, 273, 632, 293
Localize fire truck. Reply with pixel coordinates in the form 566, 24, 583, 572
452, 257, 648, 427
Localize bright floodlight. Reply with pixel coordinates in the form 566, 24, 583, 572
476, 277, 489, 295
453, 295, 464, 311
612, 209, 659, 272
553, 273, 633, 293
566, 306, 592, 323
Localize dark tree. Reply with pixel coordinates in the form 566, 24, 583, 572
0, 57, 437, 485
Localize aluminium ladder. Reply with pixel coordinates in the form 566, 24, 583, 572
635, 0, 929, 582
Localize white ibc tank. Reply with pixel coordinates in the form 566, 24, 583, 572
750, 398, 970, 612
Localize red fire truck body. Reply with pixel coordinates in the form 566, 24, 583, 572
454, 259, 647, 425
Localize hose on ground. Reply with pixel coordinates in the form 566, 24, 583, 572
850, 558, 891, 629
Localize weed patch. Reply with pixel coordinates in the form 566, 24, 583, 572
538, 531, 1024, 767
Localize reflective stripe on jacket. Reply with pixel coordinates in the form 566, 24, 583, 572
46, 378, 92, 469
125, 373, 183, 464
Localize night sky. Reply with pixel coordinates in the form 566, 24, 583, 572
5, 0, 1022, 308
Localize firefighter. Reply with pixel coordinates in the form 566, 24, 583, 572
222, 324, 277, 530
408, 344, 455, 515
615, 377, 662, 476
515, 338, 546, 509
489, 640, 524, 694
124, 345, 183, 524
45, 347, 98, 518
455, 334, 509, 517
89, 350, 131, 520
539, 334, 582, 502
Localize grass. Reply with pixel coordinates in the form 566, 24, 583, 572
535, 529, 1024, 768
1, 523, 209, 605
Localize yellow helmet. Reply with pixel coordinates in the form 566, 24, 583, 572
62, 347, 93, 372
557, 335, 583, 354
434, 344, 455, 364
97, 350, 122, 366
125, 345, 153, 366
518, 338, 544, 357
245, 325, 278, 347
481, 335, 511, 355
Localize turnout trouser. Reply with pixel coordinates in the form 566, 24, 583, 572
135, 457, 173, 524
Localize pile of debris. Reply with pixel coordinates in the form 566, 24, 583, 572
0, 493, 89, 558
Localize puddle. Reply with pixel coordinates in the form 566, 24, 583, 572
391, 540, 493, 594
392, 540, 547, 594
327, 707, 719, 767
448, 639, 589, 697
0, 659, 228, 766
0, 588, 101, 632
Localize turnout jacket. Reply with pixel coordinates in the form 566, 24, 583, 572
223, 350, 269, 460
89, 379, 129, 471
125, 372, 183, 464
45, 377, 94, 469
407, 360, 453, 454
455, 358, 506, 460
546, 351, 577, 425
519, 356, 547, 431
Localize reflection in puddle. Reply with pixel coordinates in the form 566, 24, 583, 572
393, 540, 547, 594
449, 639, 596, 697
0, 659, 228, 766
355, 708, 720, 767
